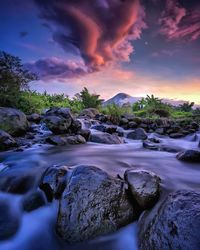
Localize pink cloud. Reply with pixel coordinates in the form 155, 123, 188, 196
159, 0, 200, 41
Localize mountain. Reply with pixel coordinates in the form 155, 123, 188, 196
103, 93, 141, 106
103, 93, 199, 107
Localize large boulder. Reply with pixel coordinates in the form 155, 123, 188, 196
79, 108, 100, 119
124, 169, 161, 210
56, 165, 138, 243
89, 132, 123, 144
0, 107, 29, 136
177, 150, 200, 163
44, 115, 72, 134
138, 190, 200, 250
46, 135, 86, 146
127, 128, 147, 140
0, 130, 17, 151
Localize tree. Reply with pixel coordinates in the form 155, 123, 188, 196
0, 51, 37, 107
78, 87, 103, 109
178, 102, 194, 112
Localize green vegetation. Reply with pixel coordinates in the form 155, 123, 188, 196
0, 51, 199, 118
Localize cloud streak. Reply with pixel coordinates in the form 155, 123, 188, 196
159, 0, 200, 41
34, 0, 146, 71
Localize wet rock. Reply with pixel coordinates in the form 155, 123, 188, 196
45, 107, 72, 119
169, 133, 184, 139
124, 169, 161, 209
127, 128, 147, 140
27, 113, 42, 123
56, 165, 138, 243
177, 150, 200, 163
143, 140, 159, 151
22, 190, 46, 212
44, 115, 72, 134
0, 198, 20, 240
120, 118, 129, 125
138, 190, 200, 250
0, 107, 29, 136
69, 119, 82, 133
80, 108, 100, 119
46, 135, 86, 146
155, 127, 165, 135
90, 132, 123, 144
78, 129, 91, 141
105, 126, 117, 134
128, 121, 138, 129
0, 130, 17, 151
149, 137, 160, 143
40, 166, 69, 201
91, 124, 106, 132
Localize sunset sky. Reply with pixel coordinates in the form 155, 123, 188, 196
0, 0, 200, 103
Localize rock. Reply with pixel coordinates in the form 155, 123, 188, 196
124, 169, 161, 209
127, 128, 147, 140
177, 150, 200, 163
22, 190, 46, 212
56, 165, 138, 243
143, 140, 159, 151
105, 126, 117, 134
155, 127, 165, 135
78, 129, 91, 141
44, 115, 72, 134
45, 107, 72, 119
149, 137, 160, 143
120, 118, 129, 125
0, 130, 17, 151
80, 108, 100, 119
40, 166, 69, 201
138, 190, 200, 250
0, 107, 29, 136
46, 135, 86, 146
169, 133, 184, 139
128, 121, 138, 129
191, 122, 199, 130
91, 124, 106, 132
69, 119, 82, 133
0, 198, 20, 240
27, 113, 42, 123
89, 132, 123, 144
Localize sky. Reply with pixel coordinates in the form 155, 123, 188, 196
0, 0, 200, 103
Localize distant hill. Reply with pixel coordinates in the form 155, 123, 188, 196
103, 93, 141, 106
103, 93, 199, 107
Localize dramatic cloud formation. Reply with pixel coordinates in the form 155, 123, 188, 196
159, 0, 200, 41
26, 57, 88, 79
34, 0, 146, 71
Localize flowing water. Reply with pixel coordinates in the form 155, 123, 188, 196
0, 131, 200, 250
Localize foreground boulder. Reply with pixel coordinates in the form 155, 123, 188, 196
0, 107, 29, 136
138, 190, 200, 250
44, 115, 72, 134
127, 128, 147, 140
177, 150, 200, 163
0, 130, 17, 151
124, 169, 161, 209
56, 165, 138, 242
89, 132, 123, 144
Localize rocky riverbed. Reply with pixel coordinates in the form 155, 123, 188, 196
0, 107, 200, 250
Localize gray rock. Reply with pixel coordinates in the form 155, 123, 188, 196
0, 107, 29, 136
90, 132, 123, 144
45, 107, 72, 119
56, 165, 137, 243
44, 115, 72, 134
91, 124, 106, 132
127, 128, 147, 140
128, 121, 138, 129
177, 150, 200, 163
0, 198, 20, 240
155, 127, 165, 135
22, 190, 46, 212
169, 133, 184, 139
46, 135, 86, 146
80, 108, 100, 119
27, 113, 42, 123
78, 129, 91, 141
124, 169, 161, 209
0, 130, 17, 151
40, 166, 69, 201
138, 190, 200, 250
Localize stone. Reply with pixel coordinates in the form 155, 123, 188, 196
177, 150, 200, 163
0, 130, 17, 151
78, 129, 91, 141
169, 133, 184, 139
0, 107, 29, 136
56, 165, 138, 243
89, 132, 123, 144
127, 128, 147, 140
46, 135, 86, 146
22, 190, 46, 212
128, 121, 138, 129
44, 115, 72, 134
27, 113, 42, 123
80, 108, 100, 119
124, 169, 161, 209
138, 190, 200, 250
